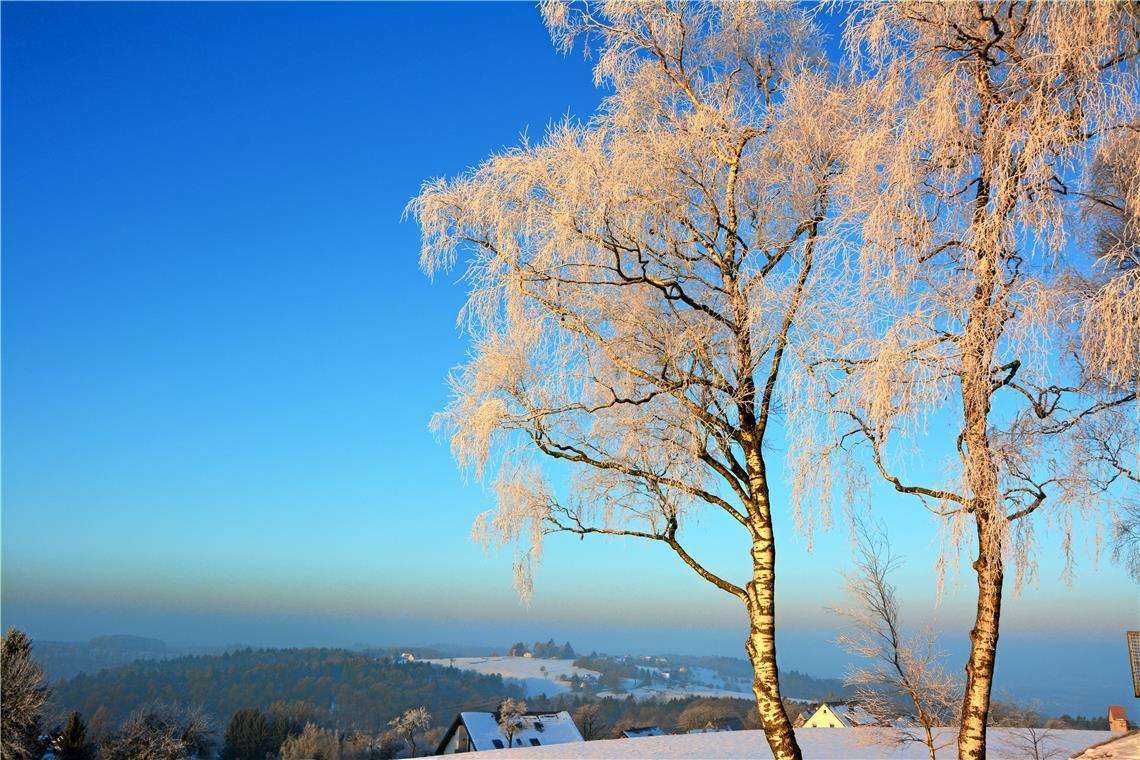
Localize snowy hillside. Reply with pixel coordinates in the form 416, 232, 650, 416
422, 657, 601, 697
473, 727, 1120, 759
429, 654, 778, 702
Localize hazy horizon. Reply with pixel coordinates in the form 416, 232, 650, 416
3, 602, 1134, 718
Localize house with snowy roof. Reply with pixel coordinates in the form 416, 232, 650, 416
622, 726, 666, 739
801, 702, 877, 728
436, 710, 584, 754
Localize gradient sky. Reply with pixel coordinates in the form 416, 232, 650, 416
2, 2, 1136, 713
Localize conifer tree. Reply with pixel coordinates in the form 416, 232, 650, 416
1, 627, 49, 760
56, 711, 93, 760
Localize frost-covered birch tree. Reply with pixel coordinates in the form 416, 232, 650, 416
388, 707, 431, 758
833, 524, 960, 760
797, 4, 1140, 759
411, 3, 860, 757
497, 699, 527, 750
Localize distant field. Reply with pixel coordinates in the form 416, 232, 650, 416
596, 684, 755, 702
425, 655, 765, 702
422, 656, 602, 697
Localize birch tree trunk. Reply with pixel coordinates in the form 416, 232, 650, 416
744, 494, 800, 760
960, 517, 1005, 760
957, 156, 1007, 760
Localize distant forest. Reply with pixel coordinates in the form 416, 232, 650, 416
49, 647, 523, 733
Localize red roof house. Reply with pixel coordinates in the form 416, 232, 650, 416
1108, 704, 1129, 732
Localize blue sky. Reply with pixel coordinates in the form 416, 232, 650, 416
2, 2, 1135, 712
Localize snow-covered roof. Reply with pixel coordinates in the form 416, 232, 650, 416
802, 702, 877, 728
829, 703, 876, 727
623, 726, 666, 738
442, 710, 584, 752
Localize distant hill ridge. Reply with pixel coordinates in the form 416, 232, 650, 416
85, 634, 167, 653
48, 646, 523, 731
34, 635, 180, 682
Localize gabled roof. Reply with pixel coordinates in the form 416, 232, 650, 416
436, 710, 584, 753
1108, 705, 1127, 721
804, 701, 878, 728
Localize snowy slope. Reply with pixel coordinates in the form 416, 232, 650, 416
473, 728, 1119, 759
1071, 731, 1140, 759
422, 657, 601, 697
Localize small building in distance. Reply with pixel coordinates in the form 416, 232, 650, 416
685, 716, 745, 734
801, 702, 877, 728
622, 726, 666, 739
1108, 704, 1129, 732
436, 710, 584, 754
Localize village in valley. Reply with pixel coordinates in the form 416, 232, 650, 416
399, 641, 1140, 757
8, 630, 1136, 759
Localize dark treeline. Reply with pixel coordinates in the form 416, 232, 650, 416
570, 652, 847, 701
49, 647, 523, 733
529, 693, 813, 738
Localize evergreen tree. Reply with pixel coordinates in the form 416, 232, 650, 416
56, 711, 93, 760
2, 627, 49, 760
222, 708, 274, 760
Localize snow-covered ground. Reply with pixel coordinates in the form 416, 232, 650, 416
1071, 730, 1140, 759
590, 664, 755, 701
596, 684, 754, 701
421, 657, 601, 697
429, 655, 784, 702
473, 727, 1121, 759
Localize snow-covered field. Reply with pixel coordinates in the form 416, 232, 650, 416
427, 655, 761, 702
473, 728, 1122, 759
422, 657, 601, 697
593, 665, 756, 701
596, 684, 754, 701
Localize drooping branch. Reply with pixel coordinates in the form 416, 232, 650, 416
529, 420, 750, 529
838, 411, 971, 513
545, 502, 748, 601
